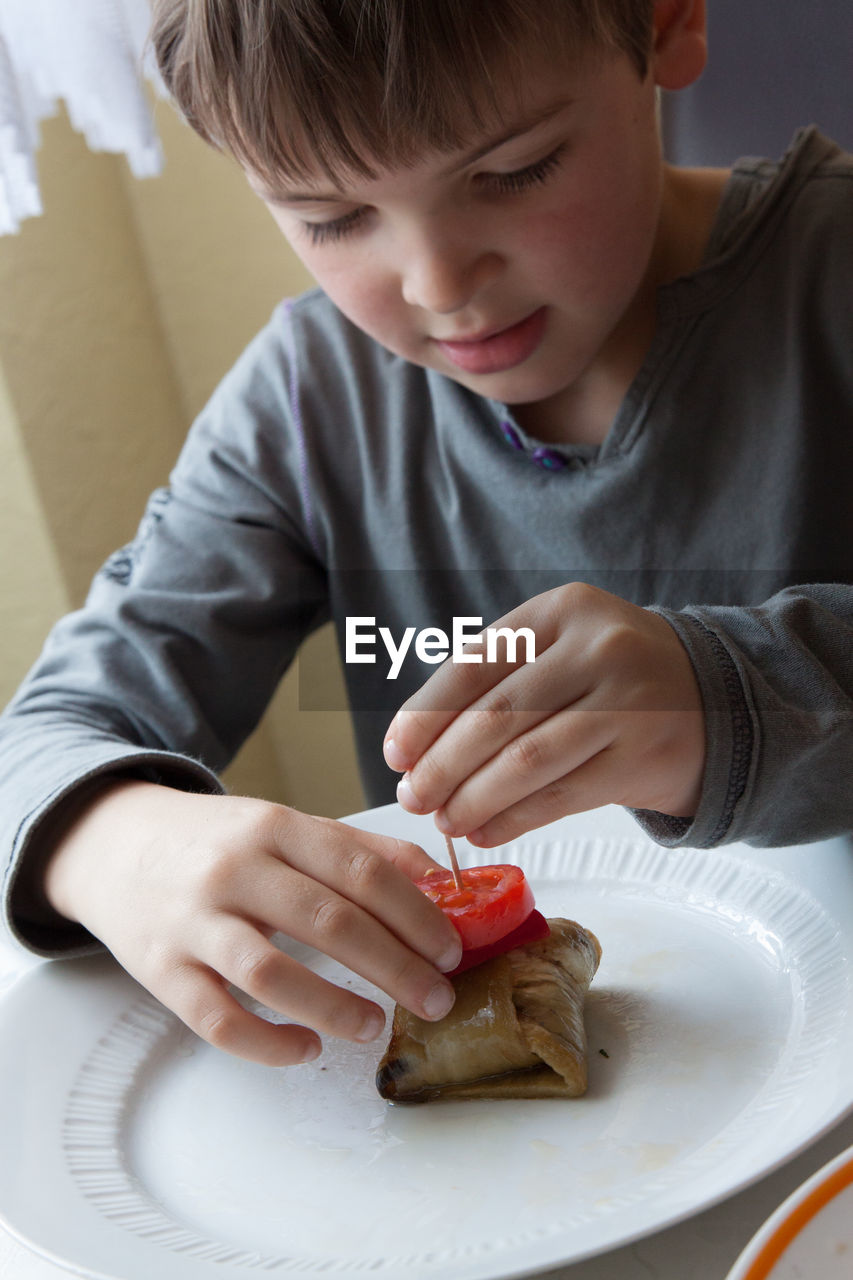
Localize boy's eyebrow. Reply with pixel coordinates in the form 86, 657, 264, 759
258, 186, 345, 205
254, 99, 573, 205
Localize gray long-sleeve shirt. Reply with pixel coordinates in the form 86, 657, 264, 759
3, 128, 853, 956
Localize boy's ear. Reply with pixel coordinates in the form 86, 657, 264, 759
651, 0, 707, 91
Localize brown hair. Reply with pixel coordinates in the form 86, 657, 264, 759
150, 0, 655, 186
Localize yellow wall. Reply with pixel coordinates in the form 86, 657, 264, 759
0, 103, 364, 818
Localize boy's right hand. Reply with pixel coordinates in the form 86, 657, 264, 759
42, 780, 462, 1065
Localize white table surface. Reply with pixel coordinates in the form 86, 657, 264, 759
1, 802, 851, 1280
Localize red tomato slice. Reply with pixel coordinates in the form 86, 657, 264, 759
448, 910, 551, 976
416, 863, 536, 951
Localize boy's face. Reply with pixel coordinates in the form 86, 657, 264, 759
251, 45, 682, 422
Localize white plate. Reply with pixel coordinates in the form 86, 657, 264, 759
1, 808, 852, 1280
726, 1143, 853, 1279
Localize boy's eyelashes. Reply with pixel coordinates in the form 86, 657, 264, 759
477, 142, 568, 195
299, 143, 569, 248
302, 207, 368, 246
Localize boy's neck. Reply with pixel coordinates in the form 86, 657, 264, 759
512, 163, 731, 448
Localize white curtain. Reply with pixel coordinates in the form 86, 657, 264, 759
0, 0, 163, 234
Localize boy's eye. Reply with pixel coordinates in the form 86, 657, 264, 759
302, 207, 368, 246
481, 143, 567, 195
297, 141, 567, 246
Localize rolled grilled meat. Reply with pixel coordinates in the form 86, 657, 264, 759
376, 918, 601, 1103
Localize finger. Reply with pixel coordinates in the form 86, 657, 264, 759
385, 583, 626, 774
395, 661, 579, 817
386, 644, 530, 771
238, 863, 457, 1023
167, 963, 323, 1066
465, 747, 622, 847
338, 823, 444, 882
384, 602, 554, 771
396, 623, 604, 818
265, 812, 462, 972
198, 919, 388, 1044
206, 836, 458, 1022
434, 707, 617, 837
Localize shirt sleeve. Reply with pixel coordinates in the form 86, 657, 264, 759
632, 583, 853, 847
0, 316, 329, 958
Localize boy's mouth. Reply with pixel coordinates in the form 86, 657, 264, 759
433, 308, 547, 376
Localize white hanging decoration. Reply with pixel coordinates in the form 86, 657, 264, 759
0, 0, 165, 235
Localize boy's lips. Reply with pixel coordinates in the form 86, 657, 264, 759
433, 307, 547, 375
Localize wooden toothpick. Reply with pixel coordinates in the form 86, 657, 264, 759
445, 834, 465, 891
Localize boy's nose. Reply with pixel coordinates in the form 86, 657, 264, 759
400, 241, 502, 315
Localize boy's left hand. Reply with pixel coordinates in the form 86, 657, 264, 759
383, 583, 706, 846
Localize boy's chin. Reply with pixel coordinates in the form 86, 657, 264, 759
450, 365, 573, 410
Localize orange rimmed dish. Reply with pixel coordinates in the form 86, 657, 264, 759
727, 1143, 853, 1279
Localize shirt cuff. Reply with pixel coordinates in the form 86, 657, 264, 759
629, 609, 756, 848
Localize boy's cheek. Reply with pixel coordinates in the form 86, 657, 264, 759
309, 272, 412, 353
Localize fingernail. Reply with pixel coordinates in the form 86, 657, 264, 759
437, 938, 463, 972
467, 828, 484, 845
434, 808, 453, 834
383, 737, 410, 772
355, 1009, 385, 1043
301, 1038, 322, 1062
422, 981, 455, 1021
396, 774, 423, 813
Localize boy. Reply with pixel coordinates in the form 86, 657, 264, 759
1, 0, 851, 1068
